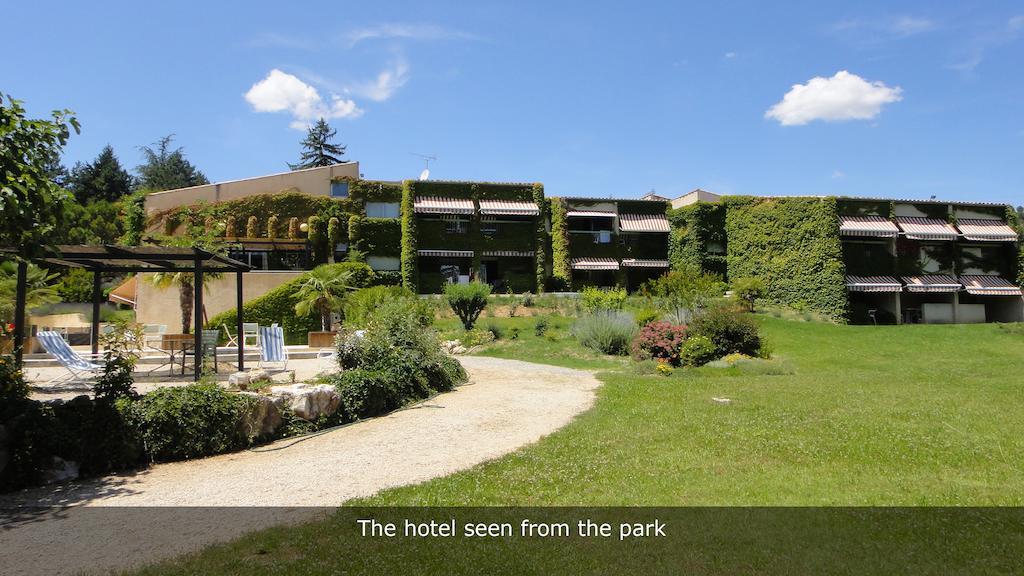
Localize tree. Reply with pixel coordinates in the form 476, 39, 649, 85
293, 266, 356, 332
0, 262, 60, 323
149, 225, 224, 333
136, 135, 209, 191
289, 119, 346, 170
0, 93, 79, 259
67, 145, 135, 203
732, 277, 765, 312
444, 281, 491, 330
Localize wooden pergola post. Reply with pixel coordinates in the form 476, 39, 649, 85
236, 270, 244, 371
193, 252, 203, 381
13, 260, 28, 365
91, 270, 102, 355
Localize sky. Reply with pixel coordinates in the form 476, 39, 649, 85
4, 1, 1023, 204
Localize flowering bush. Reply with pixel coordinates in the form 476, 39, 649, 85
655, 362, 673, 376
630, 321, 688, 365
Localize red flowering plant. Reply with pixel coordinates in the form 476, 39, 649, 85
630, 321, 688, 366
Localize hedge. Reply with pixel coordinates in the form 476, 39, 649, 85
150, 191, 344, 237
206, 262, 374, 344
532, 183, 547, 292
361, 218, 401, 256
725, 196, 848, 319
668, 202, 727, 278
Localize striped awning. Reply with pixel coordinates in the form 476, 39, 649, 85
414, 196, 475, 215
478, 199, 539, 216
417, 249, 474, 258
839, 215, 899, 238
566, 209, 616, 218
571, 257, 619, 270
619, 213, 670, 233
955, 219, 1018, 242
902, 275, 962, 293
960, 275, 1023, 296
481, 250, 535, 258
845, 275, 902, 293
621, 258, 670, 268
895, 217, 958, 241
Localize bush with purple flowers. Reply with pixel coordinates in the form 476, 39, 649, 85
630, 321, 688, 365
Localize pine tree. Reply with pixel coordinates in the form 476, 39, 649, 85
67, 144, 135, 203
136, 135, 209, 191
289, 118, 346, 170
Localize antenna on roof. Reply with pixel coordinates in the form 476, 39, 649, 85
411, 152, 437, 181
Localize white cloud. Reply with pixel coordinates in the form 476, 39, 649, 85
1010, 15, 1024, 30
349, 58, 410, 102
887, 16, 936, 36
345, 23, 476, 47
765, 70, 903, 126
832, 170, 846, 179
723, 51, 737, 59
244, 69, 362, 130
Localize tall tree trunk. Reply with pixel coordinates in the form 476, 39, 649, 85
179, 280, 194, 333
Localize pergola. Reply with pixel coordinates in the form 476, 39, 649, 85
1, 245, 252, 380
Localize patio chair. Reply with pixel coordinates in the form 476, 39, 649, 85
221, 322, 260, 348
36, 331, 103, 386
182, 330, 221, 374
257, 325, 288, 372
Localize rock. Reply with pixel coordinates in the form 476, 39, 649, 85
229, 372, 251, 389
270, 383, 341, 421
248, 369, 271, 384
711, 397, 732, 404
42, 456, 79, 484
237, 392, 282, 438
451, 345, 468, 355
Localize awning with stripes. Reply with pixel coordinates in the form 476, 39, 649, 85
417, 249, 474, 258
571, 257, 619, 270
619, 213, 670, 233
414, 196, 475, 215
480, 250, 535, 258
566, 209, 616, 218
845, 275, 902, 292
839, 216, 899, 238
895, 217, 959, 241
955, 219, 1018, 242
902, 275, 962, 293
621, 258, 669, 268
478, 199, 539, 216
960, 275, 1023, 296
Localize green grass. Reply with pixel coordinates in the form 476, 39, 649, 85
130, 317, 1024, 574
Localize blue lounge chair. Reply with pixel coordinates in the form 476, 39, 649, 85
258, 325, 289, 372
36, 331, 103, 386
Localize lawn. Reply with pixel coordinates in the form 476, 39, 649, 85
132, 316, 1024, 574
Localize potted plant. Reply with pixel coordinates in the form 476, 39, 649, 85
294, 266, 355, 347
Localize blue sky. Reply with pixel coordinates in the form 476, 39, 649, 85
4, 1, 1023, 204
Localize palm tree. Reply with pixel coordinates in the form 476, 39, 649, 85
293, 267, 356, 332
0, 261, 60, 322
149, 226, 224, 334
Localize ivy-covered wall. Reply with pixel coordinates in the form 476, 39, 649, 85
549, 198, 570, 289
149, 191, 350, 238
725, 196, 848, 319
400, 181, 417, 290
532, 183, 548, 292
667, 202, 727, 278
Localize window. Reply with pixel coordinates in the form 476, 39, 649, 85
365, 202, 400, 218
330, 181, 349, 198
445, 218, 468, 234
367, 256, 401, 271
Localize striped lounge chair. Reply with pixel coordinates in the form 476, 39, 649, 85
36, 331, 104, 386
258, 325, 289, 372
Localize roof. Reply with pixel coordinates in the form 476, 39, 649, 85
413, 197, 475, 215
960, 275, 1022, 296
956, 219, 1019, 242
0, 245, 251, 273
902, 275, 961, 293
839, 216, 900, 238
621, 258, 670, 268
145, 162, 356, 197
619, 213, 670, 233
571, 257, 619, 270
566, 209, 616, 218
895, 217, 959, 241
837, 195, 1010, 208
845, 275, 902, 292
478, 199, 540, 216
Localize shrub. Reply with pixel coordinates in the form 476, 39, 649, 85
484, 321, 504, 340
521, 292, 535, 307
639, 266, 725, 317
344, 285, 431, 329
732, 277, 765, 312
329, 300, 466, 420
635, 307, 659, 327
56, 267, 94, 302
679, 335, 717, 367
630, 321, 688, 365
444, 281, 491, 330
655, 363, 674, 376
572, 311, 637, 355
579, 286, 626, 312
461, 328, 496, 348
125, 383, 254, 462
246, 215, 259, 238
207, 262, 373, 344
534, 316, 550, 337
690, 305, 763, 358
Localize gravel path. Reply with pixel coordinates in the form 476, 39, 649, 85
0, 356, 600, 575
